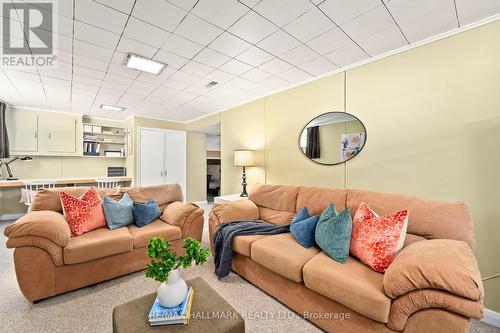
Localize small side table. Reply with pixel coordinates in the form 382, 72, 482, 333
214, 194, 248, 203
112, 277, 244, 333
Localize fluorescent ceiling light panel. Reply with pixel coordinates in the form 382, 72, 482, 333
124, 53, 166, 75
100, 104, 125, 111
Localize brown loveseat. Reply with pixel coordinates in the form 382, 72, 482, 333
209, 184, 484, 333
4, 184, 204, 302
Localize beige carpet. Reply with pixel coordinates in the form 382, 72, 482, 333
0, 217, 498, 332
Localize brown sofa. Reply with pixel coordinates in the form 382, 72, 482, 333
209, 184, 484, 333
4, 184, 204, 302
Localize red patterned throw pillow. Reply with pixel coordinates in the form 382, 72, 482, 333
60, 187, 106, 237
350, 202, 408, 273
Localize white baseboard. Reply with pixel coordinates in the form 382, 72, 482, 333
482, 309, 500, 328
0, 213, 24, 222
193, 200, 208, 206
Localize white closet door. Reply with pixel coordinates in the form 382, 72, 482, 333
164, 131, 186, 198
139, 129, 165, 186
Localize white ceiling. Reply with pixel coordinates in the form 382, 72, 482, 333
1, 0, 499, 122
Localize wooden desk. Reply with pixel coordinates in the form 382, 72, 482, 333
0, 176, 132, 188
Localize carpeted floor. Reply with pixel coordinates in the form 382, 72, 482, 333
0, 213, 498, 332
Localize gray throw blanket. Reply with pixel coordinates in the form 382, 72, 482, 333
214, 221, 290, 279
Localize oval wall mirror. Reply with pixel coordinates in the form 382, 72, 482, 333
299, 112, 367, 165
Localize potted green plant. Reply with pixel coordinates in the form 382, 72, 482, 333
145, 236, 209, 307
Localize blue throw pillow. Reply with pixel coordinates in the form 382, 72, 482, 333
133, 198, 161, 228
103, 193, 134, 230
315, 203, 352, 263
290, 206, 319, 248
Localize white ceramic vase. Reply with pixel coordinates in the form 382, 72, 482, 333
157, 268, 187, 307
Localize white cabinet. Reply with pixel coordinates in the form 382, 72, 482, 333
6, 109, 38, 152
39, 113, 78, 153
138, 128, 186, 197
5, 108, 81, 156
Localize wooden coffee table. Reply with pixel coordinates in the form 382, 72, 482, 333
112, 277, 245, 333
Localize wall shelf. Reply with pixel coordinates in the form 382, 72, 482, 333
82, 123, 128, 158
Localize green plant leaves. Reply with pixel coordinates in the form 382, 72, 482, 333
143, 236, 209, 283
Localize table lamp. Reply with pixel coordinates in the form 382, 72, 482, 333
234, 149, 254, 197
5, 156, 33, 180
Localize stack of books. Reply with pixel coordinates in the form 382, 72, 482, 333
148, 287, 194, 326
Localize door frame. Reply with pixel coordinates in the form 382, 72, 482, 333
137, 127, 187, 199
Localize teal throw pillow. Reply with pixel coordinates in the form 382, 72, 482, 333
133, 198, 161, 228
290, 206, 320, 248
103, 193, 134, 230
315, 203, 352, 263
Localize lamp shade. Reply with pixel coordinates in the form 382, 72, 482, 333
234, 149, 254, 167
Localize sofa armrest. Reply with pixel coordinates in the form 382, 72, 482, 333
161, 202, 204, 240
6, 236, 64, 266
383, 239, 484, 301
4, 211, 71, 247
210, 199, 260, 228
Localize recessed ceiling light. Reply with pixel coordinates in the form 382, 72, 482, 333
100, 104, 125, 111
124, 53, 166, 75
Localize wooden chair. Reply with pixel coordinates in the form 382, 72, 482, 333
95, 178, 120, 188
22, 181, 56, 208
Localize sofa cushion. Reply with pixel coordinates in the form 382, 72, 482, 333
296, 186, 348, 216
128, 219, 181, 248
103, 193, 134, 230
315, 205, 352, 263
249, 184, 299, 212
258, 207, 295, 225
132, 198, 161, 227
233, 235, 267, 257
346, 189, 475, 248
303, 252, 391, 323
63, 227, 133, 264
251, 233, 320, 282
60, 187, 106, 237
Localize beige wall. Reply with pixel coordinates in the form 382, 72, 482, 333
186, 132, 207, 202
214, 21, 500, 312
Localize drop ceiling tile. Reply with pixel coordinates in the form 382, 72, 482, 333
191, 0, 248, 29
240, 68, 273, 82
73, 40, 115, 62
123, 17, 171, 47
182, 61, 215, 77
319, 0, 381, 25
238, 0, 261, 8
104, 73, 135, 85
236, 47, 274, 67
324, 43, 368, 67
258, 57, 294, 74
284, 8, 335, 42
254, 0, 313, 27
387, 0, 458, 43
299, 57, 339, 76
228, 11, 278, 44
280, 44, 318, 66
162, 79, 189, 90
306, 28, 352, 55
128, 80, 157, 93
245, 82, 273, 94
153, 51, 189, 69
101, 80, 129, 92
277, 67, 313, 82
169, 70, 202, 84
117, 37, 159, 58
205, 69, 236, 83
164, 91, 198, 106
356, 25, 408, 56
132, 0, 187, 31
311, 0, 325, 4
455, 0, 500, 24
257, 30, 301, 56
110, 51, 129, 65
209, 32, 252, 57
168, 0, 198, 11
175, 14, 223, 46
107, 64, 140, 79
73, 65, 106, 80
94, 0, 135, 13
161, 34, 204, 59
136, 67, 176, 85
75, 0, 128, 34
226, 77, 255, 90
218, 59, 253, 75
261, 75, 290, 89
73, 55, 109, 72
72, 74, 103, 86
194, 48, 231, 68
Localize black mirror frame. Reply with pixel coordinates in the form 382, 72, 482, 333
298, 111, 367, 166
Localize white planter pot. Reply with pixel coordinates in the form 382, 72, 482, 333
157, 268, 188, 307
